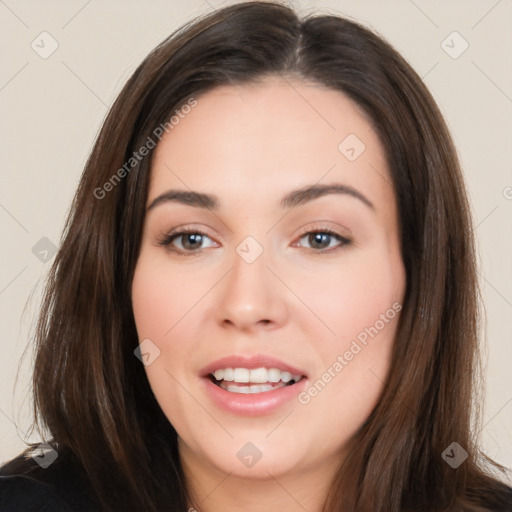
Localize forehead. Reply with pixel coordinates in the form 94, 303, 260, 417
149, 77, 393, 213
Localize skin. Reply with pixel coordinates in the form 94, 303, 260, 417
131, 76, 406, 512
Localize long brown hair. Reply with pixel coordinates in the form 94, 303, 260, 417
10, 1, 511, 510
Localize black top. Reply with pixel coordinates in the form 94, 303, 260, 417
2, 450, 512, 511
0, 451, 101, 511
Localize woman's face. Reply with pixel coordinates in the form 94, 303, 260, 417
132, 77, 406, 482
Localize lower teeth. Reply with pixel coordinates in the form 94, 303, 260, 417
217, 380, 295, 394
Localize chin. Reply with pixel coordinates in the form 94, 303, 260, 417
181, 430, 309, 479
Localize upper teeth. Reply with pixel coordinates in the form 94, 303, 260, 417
213, 367, 302, 384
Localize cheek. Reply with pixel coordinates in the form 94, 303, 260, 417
131, 262, 189, 432
132, 260, 170, 338
293, 247, 404, 430
131, 256, 206, 339
288, 247, 403, 349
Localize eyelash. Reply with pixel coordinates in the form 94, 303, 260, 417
156, 226, 352, 256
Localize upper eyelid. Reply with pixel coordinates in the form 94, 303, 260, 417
164, 219, 350, 238
163, 225, 347, 240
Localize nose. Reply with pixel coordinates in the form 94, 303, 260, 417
214, 244, 289, 333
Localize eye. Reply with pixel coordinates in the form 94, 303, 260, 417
294, 229, 351, 253
156, 227, 351, 256
156, 229, 217, 255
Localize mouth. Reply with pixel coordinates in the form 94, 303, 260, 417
200, 355, 308, 414
208, 367, 305, 394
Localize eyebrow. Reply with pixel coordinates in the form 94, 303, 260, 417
146, 183, 375, 212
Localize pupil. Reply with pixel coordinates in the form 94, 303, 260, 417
183, 233, 202, 250
310, 233, 329, 249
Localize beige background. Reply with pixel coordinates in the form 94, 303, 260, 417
1, 0, 511, 479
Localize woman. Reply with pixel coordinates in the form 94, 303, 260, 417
1, 2, 511, 511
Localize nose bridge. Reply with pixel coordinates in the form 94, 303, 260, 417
229, 238, 269, 306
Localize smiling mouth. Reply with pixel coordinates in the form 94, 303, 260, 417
209, 367, 305, 394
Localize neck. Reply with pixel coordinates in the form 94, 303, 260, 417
180, 441, 340, 512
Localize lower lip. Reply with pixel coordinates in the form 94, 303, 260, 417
202, 377, 307, 416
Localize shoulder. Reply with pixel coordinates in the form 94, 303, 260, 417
0, 448, 101, 512
483, 481, 512, 512
466, 478, 512, 512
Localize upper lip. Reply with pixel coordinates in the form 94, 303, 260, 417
200, 354, 308, 378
